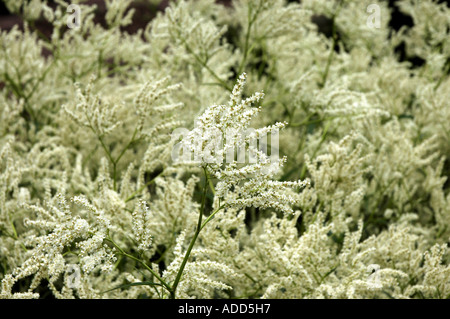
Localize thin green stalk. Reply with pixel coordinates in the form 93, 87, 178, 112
8, 218, 28, 252
237, 1, 265, 76
25, 57, 57, 103
29, 20, 51, 43
105, 237, 172, 294
321, 35, 337, 88
208, 176, 216, 196
320, 0, 344, 88
175, 29, 232, 92
188, 46, 233, 92
290, 113, 362, 128
97, 49, 103, 78
96, 132, 117, 190
85, 114, 119, 190
201, 204, 225, 231
124, 172, 161, 203
114, 127, 139, 166
299, 120, 331, 179
88, 118, 142, 191
3, 72, 37, 124
170, 166, 212, 299
434, 60, 450, 91
238, 4, 254, 75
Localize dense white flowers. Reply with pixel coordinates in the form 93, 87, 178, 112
177, 72, 309, 213
132, 200, 153, 253
1, 0, 449, 299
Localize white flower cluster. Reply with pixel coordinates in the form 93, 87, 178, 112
1, 0, 449, 299
162, 231, 236, 298
0, 194, 116, 298
179, 73, 309, 213
132, 200, 152, 253
63, 76, 123, 136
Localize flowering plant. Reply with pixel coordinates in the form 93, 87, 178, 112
0, 0, 449, 299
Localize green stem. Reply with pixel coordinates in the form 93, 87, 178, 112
115, 127, 139, 166
175, 28, 232, 92
111, 127, 144, 191
124, 171, 161, 203
208, 176, 216, 196
97, 49, 103, 78
96, 132, 117, 189
8, 219, 28, 252
170, 166, 211, 299
237, 1, 265, 75
201, 204, 225, 231
320, 0, 344, 88
434, 59, 450, 91
289, 113, 362, 128
299, 120, 331, 179
3, 71, 37, 124
321, 36, 336, 88
105, 237, 172, 294
238, 4, 254, 75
